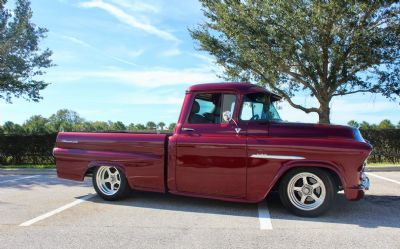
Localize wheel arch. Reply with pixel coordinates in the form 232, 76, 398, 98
267, 161, 346, 198
85, 161, 127, 178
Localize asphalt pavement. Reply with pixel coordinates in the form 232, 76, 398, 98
0, 170, 399, 249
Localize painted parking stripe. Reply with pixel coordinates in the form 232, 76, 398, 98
366, 173, 400, 185
258, 202, 273, 230
0, 175, 40, 184
19, 194, 95, 227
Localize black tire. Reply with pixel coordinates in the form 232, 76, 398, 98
92, 166, 131, 201
279, 168, 336, 217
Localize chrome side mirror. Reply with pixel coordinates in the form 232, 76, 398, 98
223, 111, 233, 122
222, 111, 241, 134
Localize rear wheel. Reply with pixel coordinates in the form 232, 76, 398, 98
93, 166, 130, 201
279, 168, 335, 217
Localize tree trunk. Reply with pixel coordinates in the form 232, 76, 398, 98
318, 102, 331, 124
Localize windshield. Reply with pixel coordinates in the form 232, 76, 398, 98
240, 92, 282, 121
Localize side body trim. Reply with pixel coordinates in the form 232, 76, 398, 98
250, 154, 306, 160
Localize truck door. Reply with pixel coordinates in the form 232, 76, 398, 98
176, 92, 247, 198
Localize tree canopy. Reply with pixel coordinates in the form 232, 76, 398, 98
191, 0, 400, 123
0, 0, 53, 103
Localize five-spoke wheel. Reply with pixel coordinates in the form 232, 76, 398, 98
93, 166, 130, 200
279, 168, 335, 217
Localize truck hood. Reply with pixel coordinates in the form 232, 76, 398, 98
269, 121, 365, 142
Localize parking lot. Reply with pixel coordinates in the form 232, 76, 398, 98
0, 170, 399, 249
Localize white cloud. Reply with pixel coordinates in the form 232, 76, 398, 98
46, 66, 220, 87
61, 35, 139, 66
79, 0, 179, 42
110, 0, 159, 13
62, 35, 91, 48
161, 48, 182, 57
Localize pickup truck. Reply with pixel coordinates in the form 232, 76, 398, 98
54, 82, 371, 217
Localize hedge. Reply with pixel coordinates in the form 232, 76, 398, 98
360, 129, 400, 164
0, 129, 399, 165
0, 134, 57, 165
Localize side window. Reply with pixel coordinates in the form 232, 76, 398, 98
240, 92, 282, 121
221, 94, 236, 123
188, 93, 237, 124
240, 93, 269, 121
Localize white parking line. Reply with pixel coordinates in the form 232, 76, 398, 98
19, 194, 95, 227
0, 175, 40, 184
366, 173, 400, 185
258, 202, 273, 230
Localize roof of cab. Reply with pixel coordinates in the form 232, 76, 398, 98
187, 82, 281, 100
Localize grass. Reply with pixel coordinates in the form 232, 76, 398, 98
0, 164, 55, 169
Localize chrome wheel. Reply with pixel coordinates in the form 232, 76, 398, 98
287, 172, 326, 211
96, 166, 121, 196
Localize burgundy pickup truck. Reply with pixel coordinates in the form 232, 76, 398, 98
54, 82, 371, 217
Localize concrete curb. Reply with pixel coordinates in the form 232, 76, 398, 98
0, 168, 56, 175
365, 167, 400, 172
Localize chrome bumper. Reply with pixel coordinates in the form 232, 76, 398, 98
359, 172, 370, 190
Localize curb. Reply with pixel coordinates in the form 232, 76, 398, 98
0, 168, 56, 175
365, 167, 400, 172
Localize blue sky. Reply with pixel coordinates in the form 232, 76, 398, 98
1, 0, 399, 126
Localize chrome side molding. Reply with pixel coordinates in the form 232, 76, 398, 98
250, 154, 305, 160
60, 139, 79, 144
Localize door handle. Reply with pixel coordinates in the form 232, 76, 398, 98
182, 127, 195, 132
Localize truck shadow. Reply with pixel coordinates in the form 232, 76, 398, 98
84, 191, 400, 229
266, 192, 400, 229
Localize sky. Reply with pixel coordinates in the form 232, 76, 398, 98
1, 0, 399, 126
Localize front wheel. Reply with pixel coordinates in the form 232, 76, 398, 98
93, 166, 131, 201
279, 168, 336, 217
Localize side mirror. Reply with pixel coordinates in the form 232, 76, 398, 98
222, 111, 233, 122
222, 111, 241, 134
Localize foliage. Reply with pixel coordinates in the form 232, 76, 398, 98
191, 0, 400, 123
348, 119, 398, 129
361, 129, 400, 163
0, 133, 56, 165
0, 0, 53, 103
146, 121, 156, 130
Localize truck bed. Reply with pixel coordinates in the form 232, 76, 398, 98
53, 132, 170, 192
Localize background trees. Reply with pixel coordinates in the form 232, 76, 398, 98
0, 109, 178, 134
191, 0, 400, 123
0, 0, 53, 103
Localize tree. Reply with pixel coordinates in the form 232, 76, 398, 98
398, 121, 400, 129
0, 0, 53, 103
347, 120, 360, 128
191, 0, 400, 123
91, 121, 109, 132
2, 121, 25, 134
378, 119, 395, 129
110, 121, 126, 131
127, 123, 135, 131
157, 122, 165, 131
146, 121, 156, 130
48, 109, 84, 132
168, 122, 176, 131
135, 123, 146, 131
23, 115, 49, 134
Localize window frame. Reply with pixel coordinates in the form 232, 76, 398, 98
185, 91, 239, 125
